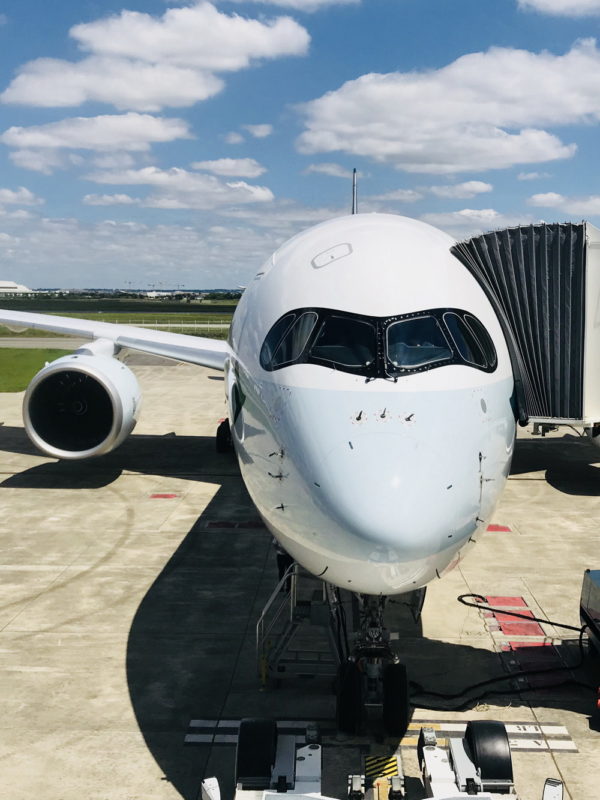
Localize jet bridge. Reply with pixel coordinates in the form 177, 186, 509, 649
451, 222, 600, 433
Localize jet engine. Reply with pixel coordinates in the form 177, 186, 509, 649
23, 351, 141, 460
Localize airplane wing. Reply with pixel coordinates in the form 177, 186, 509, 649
0, 308, 229, 371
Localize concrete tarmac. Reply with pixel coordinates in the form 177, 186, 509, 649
0, 360, 599, 800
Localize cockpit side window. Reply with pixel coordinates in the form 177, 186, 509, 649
443, 312, 486, 368
310, 315, 377, 369
259, 313, 296, 370
271, 311, 318, 367
465, 314, 498, 370
386, 316, 452, 369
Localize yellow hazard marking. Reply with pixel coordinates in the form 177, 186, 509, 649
364, 756, 398, 778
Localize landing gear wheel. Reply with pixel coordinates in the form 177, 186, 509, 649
216, 419, 233, 453
464, 720, 513, 784
336, 661, 364, 735
382, 662, 410, 737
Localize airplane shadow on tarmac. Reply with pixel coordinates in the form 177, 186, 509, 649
511, 432, 600, 496
0, 425, 239, 489
1, 425, 598, 799
123, 481, 596, 800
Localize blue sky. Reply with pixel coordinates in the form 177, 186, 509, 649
2, 0, 600, 288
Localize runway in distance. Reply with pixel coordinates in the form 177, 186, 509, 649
0, 212, 516, 597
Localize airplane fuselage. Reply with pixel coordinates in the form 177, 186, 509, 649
226, 214, 516, 595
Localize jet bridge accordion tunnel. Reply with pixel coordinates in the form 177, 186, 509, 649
451, 222, 600, 436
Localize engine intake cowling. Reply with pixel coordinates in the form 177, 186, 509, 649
23, 353, 141, 459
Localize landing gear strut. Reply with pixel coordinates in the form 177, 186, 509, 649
336, 595, 410, 737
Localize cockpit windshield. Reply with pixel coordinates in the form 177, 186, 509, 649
260, 307, 497, 378
386, 316, 452, 368
311, 316, 377, 368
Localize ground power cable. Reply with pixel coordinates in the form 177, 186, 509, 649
409, 593, 595, 711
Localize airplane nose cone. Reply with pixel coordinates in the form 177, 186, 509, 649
318, 431, 479, 558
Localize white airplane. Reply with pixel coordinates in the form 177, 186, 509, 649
0, 212, 516, 731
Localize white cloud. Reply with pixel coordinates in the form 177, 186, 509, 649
529, 191, 600, 215
0, 208, 34, 221
86, 165, 274, 209
0, 187, 43, 206
1, 57, 224, 112
8, 149, 75, 175
366, 188, 423, 204
92, 153, 137, 169
518, 0, 600, 16
305, 162, 356, 179
83, 194, 139, 206
421, 208, 533, 238
226, 0, 359, 11
224, 131, 244, 144
2, 113, 190, 151
2, 3, 309, 112
296, 40, 600, 173
518, 171, 551, 180
221, 200, 341, 237
71, 4, 308, 70
243, 123, 273, 138
528, 192, 565, 207
191, 158, 266, 177
429, 181, 493, 199
0, 213, 288, 288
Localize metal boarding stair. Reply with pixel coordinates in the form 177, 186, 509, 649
256, 563, 346, 683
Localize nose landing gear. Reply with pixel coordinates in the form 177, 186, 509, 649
336, 596, 410, 737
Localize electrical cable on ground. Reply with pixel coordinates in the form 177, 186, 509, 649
409, 593, 595, 711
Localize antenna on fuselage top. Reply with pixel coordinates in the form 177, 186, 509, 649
351, 168, 358, 215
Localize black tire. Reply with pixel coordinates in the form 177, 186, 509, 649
216, 419, 233, 453
336, 661, 363, 734
464, 720, 513, 784
235, 718, 277, 789
382, 662, 410, 737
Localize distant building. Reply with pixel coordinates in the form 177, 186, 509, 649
0, 280, 32, 295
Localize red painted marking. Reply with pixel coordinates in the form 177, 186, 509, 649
150, 493, 178, 499
508, 641, 553, 649
494, 610, 534, 622
218, 418, 226, 423
487, 523, 512, 532
486, 596, 528, 607
207, 521, 236, 528
498, 620, 545, 636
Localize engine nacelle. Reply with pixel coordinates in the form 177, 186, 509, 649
23, 353, 141, 459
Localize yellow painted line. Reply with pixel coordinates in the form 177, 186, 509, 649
406, 723, 441, 731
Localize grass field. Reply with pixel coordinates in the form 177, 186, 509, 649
0, 349, 72, 392
0, 311, 232, 339
0, 297, 238, 313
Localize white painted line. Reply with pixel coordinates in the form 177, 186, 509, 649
188, 719, 310, 730
509, 739, 548, 751
185, 733, 305, 746
540, 725, 570, 736
548, 740, 578, 751
189, 719, 241, 728
185, 734, 239, 744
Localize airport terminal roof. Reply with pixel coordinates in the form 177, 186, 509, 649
0, 280, 32, 293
